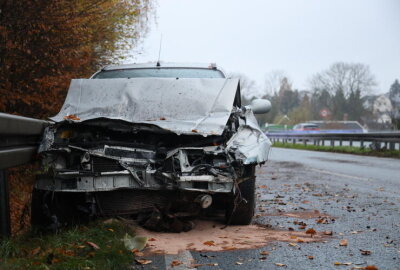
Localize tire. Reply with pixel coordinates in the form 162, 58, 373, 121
31, 189, 50, 228
225, 166, 256, 225
31, 189, 89, 230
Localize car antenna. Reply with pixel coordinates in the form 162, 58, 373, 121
156, 34, 162, 67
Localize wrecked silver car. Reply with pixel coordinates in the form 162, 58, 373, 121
32, 63, 271, 229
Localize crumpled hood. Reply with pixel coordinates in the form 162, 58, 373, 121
51, 78, 240, 136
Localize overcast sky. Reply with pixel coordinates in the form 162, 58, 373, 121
131, 0, 400, 95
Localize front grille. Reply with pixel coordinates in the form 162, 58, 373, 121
92, 157, 123, 172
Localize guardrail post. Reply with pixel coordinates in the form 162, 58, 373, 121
349, 140, 353, 147
389, 142, 395, 151
339, 140, 343, 146
0, 169, 11, 238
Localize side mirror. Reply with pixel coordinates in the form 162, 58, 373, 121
248, 99, 271, 114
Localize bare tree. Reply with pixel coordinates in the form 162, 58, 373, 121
309, 62, 376, 97
264, 70, 292, 95
228, 72, 258, 101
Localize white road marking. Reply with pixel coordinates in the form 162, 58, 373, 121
164, 250, 196, 270
310, 168, 372, 181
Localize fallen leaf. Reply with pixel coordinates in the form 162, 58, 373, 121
339, 239, 348, 246
306, 228, 316, 236
30, 247, 41, 256
222, 246, 236, 251
260, 251, 270, 255
297, 239, 304, 243
334, 262, 352, 266
298, 225, 306, 230
360, 249, 371, 255
235, 262, 243, 265
203, 241, 215, 246
87, 251, 95, 258
323, 231, 333, 235
308, 256, 314, 260
107, 228, 114, 232
135, 259, 152, 265
191, 263, 219, 267
290, 235, 297, 239
148, 238, 156, 241
171, 260, 183, 267
51, 257, 61, 264
63, 114, 80, 121
123, 234, 148, 251
275, 263, 287, 267
365, 266, 378, 270
316, 217, 329, 224
86, 241, 100, 250
134, 251, 144, 257
288, 243, 297, 247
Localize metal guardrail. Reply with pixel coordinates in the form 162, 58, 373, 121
0, 113, 49, 238
267, 131, 400, 150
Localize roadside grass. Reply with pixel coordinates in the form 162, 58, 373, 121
273, 142, 400, 158
0, 219, 136, 270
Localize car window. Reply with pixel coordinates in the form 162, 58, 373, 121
93, 68, 225, 79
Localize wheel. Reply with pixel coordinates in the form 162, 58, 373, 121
31, 188, 51, 228
31, 189, 92, 231
225, 166, 256, 225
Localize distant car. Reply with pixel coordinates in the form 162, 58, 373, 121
32, 62, 272, 229
293, 123, 320, 131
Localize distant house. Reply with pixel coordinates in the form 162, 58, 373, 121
362, 94, 392, 124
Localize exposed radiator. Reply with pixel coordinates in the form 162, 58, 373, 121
96, 190, 170, 215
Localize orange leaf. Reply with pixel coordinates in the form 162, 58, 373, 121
63, 114, 80, 121
171, 260, 183, 267
339, 239, 348, 246
203, 241, 215, 246
306, 228, 316, 236
135, 259, 152, 265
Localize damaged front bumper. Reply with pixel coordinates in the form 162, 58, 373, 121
36, 145, 235, 194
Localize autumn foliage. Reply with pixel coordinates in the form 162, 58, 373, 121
0, 0, 153, 234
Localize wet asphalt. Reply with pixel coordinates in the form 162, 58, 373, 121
132, 148, 400, 270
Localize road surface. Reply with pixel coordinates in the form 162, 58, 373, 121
133, 148, 400, 270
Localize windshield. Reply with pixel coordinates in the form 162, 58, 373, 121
93, 68, 225, 79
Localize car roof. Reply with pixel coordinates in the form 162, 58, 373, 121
101, 62, 222, 71
92, 62, 226, 79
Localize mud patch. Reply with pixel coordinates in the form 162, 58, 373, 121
135, 220, 327, 255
